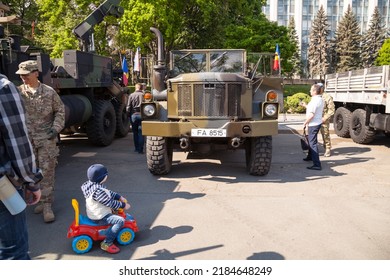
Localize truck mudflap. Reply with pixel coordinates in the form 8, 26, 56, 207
142, 120, 278, 137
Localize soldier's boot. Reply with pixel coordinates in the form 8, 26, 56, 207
43, 203, 55, 223
324, 149, 331, 157
33, 202, 44, 214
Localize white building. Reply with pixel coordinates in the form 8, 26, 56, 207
263, 0, 390, 73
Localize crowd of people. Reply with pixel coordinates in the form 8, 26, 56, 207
1, 58, 335, 259
0, 60, 148, 258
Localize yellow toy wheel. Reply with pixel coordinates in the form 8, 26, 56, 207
72, 235, 93, 254
117, 228, 135, 245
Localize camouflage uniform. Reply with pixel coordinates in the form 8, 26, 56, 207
18, 82, 65, 221
321, 91, 335, 156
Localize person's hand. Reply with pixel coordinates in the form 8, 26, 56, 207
120, 196, 127, 203
125, 203, 131, 210
25, 188, 41, 205
47, 128, 58, 140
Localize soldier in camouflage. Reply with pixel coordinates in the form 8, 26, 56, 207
318, 83, 335, 157
16, 60, 65, 223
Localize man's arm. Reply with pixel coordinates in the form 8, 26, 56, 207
51, 88, 65, 133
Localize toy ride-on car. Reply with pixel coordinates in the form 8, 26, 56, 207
67, 199, 139, 254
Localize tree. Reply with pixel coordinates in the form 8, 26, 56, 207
376, 38, 390, 65
308, 5, 330, 80
34, 0, 121, 57
361, 6, 386, 68
117, 0, 272, 59
285, 16, 302, 78
2, 0, 39, 41
6, 0, 292, 68
335, 5, 361, 72
222, 2, 293, 74
327, 38, 337, 74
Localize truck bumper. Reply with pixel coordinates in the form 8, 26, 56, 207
142, 120, 278, 137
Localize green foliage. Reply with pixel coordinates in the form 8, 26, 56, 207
34, 0, 115, 57
285, 17, 302, 78
308, 6, 330, 79
4, 0, 39, 40
376, 38, 390, 65
361, 6, 386, 68
284, 92, 311, 113
335, 5, 362, 72
5, 0, 290, 66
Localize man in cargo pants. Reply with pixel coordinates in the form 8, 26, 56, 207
16, 60, 65, 223
318, 83, 335, 157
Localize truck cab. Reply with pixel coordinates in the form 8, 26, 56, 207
141, 28, 283, 176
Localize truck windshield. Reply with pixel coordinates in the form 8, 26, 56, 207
171, 50, 245, 76
210, 51, 244, 73
172, 52, 207, 74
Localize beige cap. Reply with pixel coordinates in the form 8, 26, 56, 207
15, 60, 39, 75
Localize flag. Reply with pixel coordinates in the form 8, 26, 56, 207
122, 56, 129, 86
273, 44, 280, 71
133, 47, 140, 72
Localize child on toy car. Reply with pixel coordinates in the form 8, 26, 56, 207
81, 163, 131, 254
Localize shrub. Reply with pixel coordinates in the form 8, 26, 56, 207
283, 92, 311, 113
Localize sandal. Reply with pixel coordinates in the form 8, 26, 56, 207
100, 241, 120, 254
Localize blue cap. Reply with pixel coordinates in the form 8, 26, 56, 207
87, 164, 108, 183
317, 82, 324, 88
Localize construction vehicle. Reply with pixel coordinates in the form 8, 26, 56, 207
140, 28, 283, 176
0, 0, 129, 146
325, 65, 390, 144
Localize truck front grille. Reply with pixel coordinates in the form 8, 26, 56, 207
178, 83, 242, 117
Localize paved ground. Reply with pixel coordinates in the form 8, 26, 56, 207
26, 114, 390, 260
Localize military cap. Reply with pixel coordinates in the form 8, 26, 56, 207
15, 60, 39, 75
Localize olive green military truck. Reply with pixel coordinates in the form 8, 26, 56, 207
141, 28, 283, 176
0, 0, 129, 146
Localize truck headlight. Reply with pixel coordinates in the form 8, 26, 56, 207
143, 104, 156, 117
264, 103, 277, 117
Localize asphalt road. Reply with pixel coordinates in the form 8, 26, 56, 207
27, 116, 390, 260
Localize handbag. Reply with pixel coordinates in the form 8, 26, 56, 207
300, 131, 309, 152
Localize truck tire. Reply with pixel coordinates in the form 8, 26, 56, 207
334, 107, 351, 138
245, 136, 272, 176
86, 100, 116, 146
349, 109, 376, 144
146, 136, 173, 175
114, 101, 130, 137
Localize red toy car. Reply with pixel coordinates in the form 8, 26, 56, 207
67, 199, 139, 254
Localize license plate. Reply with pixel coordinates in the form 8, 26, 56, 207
191, 128, 226, 137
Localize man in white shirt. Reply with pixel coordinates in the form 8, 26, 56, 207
303, 84, 324, 170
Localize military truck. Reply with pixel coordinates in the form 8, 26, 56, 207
325, 65, 390, 144
0, 0, 129, 146
140, 28, 283, 176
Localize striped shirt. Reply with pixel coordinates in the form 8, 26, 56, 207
0, 75, 43, 190
81, 180, 125, 211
